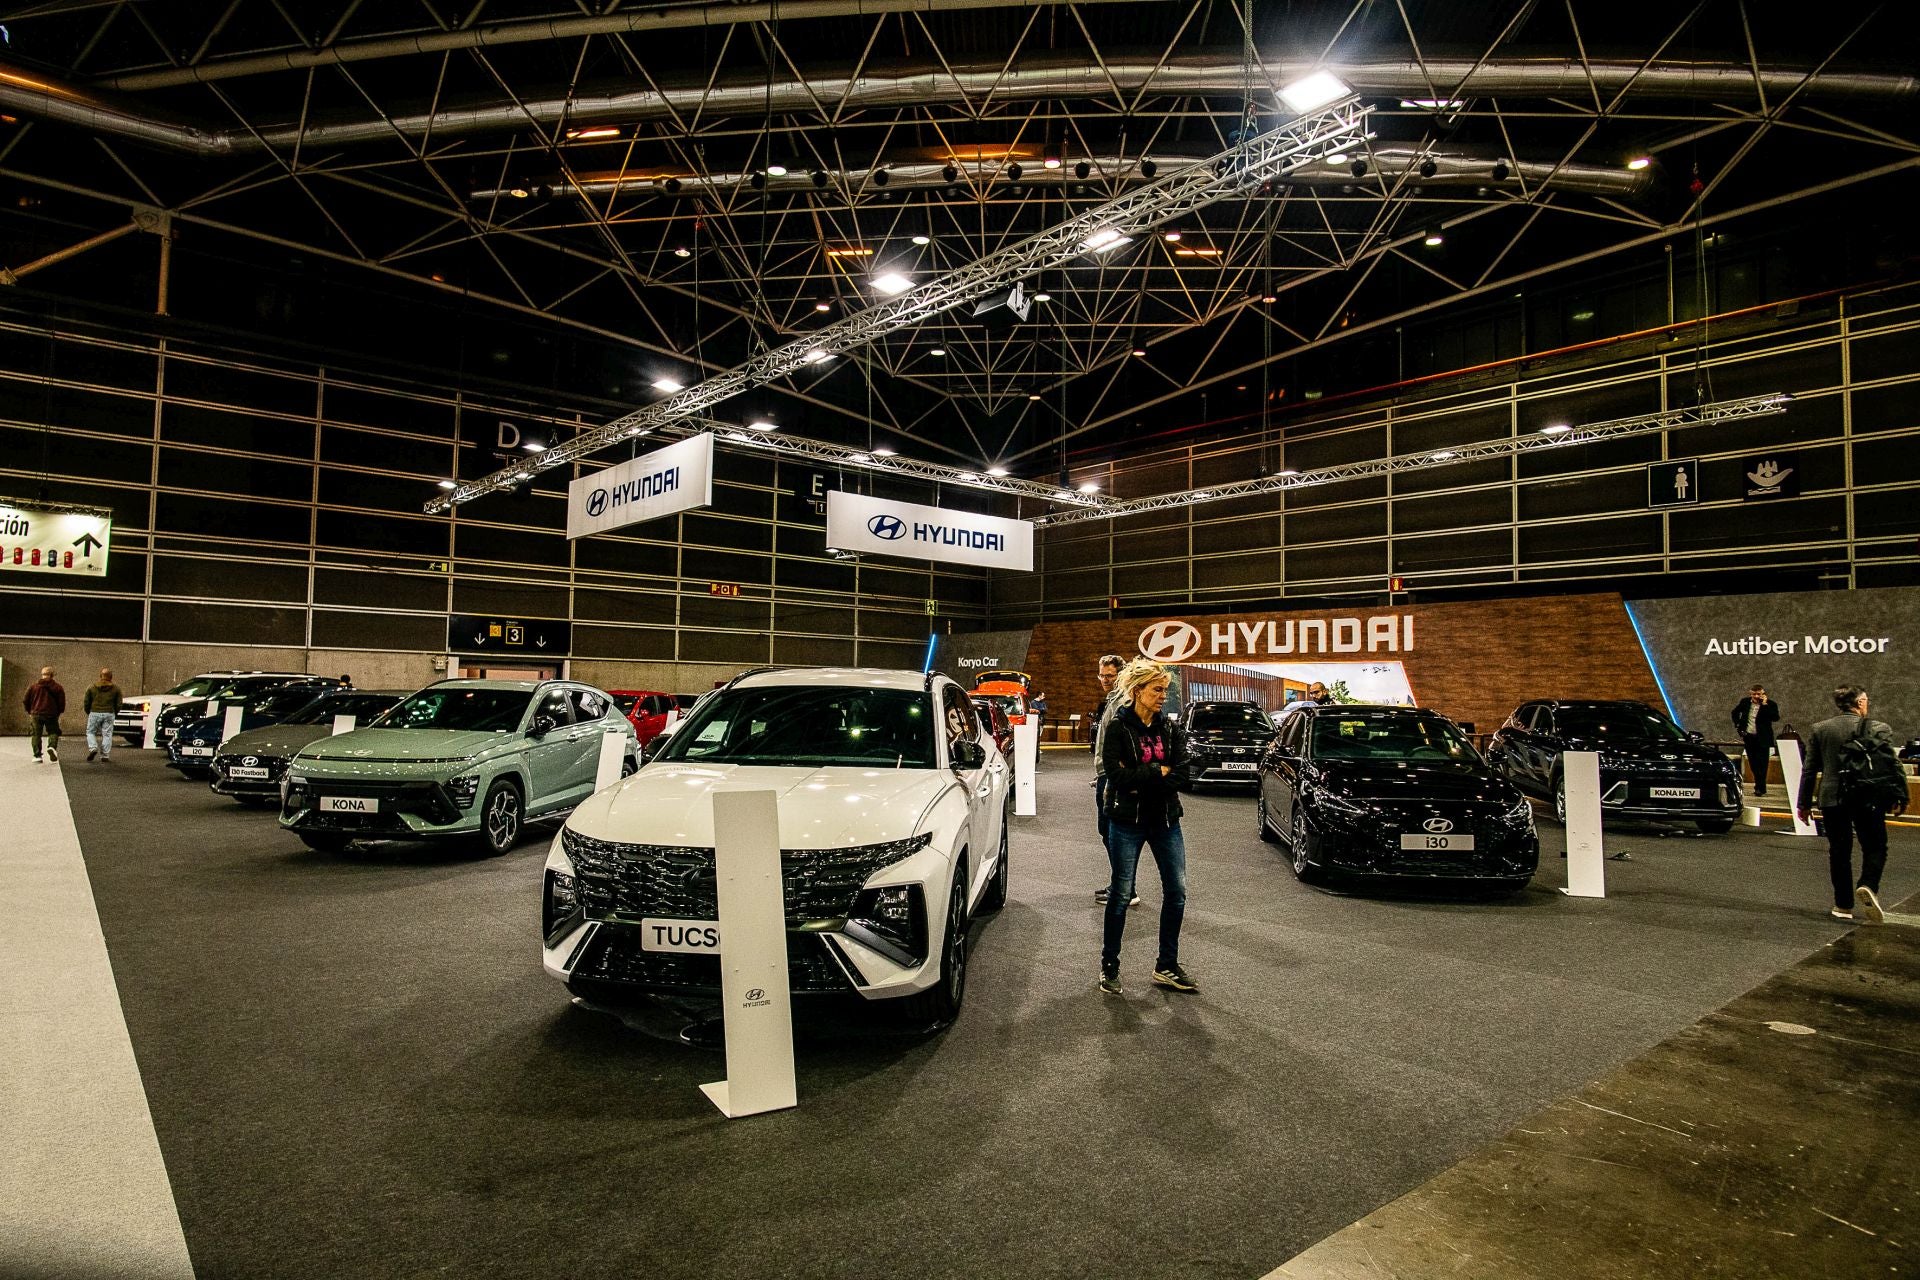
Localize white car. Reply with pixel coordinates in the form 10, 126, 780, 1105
542, 667, 1011, 1023
113, 669, 277, 743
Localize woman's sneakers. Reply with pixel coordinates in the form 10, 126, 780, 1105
1098, 962, 1123, 996
1854, 886, 1885, 925
1152, 963, 1199, 993
1830, 907, 1854, 921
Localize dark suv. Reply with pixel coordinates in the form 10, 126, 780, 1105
1485, 699, 1742, 833
1178, 699, 1275, 788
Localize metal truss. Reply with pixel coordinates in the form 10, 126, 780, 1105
1031, 392, 1793, 527
426, 96, 1370, 512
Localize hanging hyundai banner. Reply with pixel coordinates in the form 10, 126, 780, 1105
567, 433, 714, 540
825, 490, 1034, 571
0, 497, 112, 577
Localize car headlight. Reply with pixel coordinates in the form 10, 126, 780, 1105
846, 883, 928, 965
1503, 796, 1534, 826
543, 869, 580, 942
1308, 789, 1369, 825
448, 774, 481, 810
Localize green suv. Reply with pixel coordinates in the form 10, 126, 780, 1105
279, 679, 638, 855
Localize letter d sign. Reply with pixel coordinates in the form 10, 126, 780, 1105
496, 420, 522, 451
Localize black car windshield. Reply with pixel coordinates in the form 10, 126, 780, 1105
1311, 713, 1479, 763
169, 677, 229, 697
657, 686, 936, 768
1556, 707, 1684, 742
283, 693, 398, 725
376, 688, 531, 732
249, 687, 327, 719
1190, 705, 1271, 732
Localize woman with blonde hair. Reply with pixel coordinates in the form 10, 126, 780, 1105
1097, 658, 1197, 996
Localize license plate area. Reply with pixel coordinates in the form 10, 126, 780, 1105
181, 746, 213, 756
319, 795, 379, 813
1399, 833, 1475, 851
640, 918, 723, 954
1218, 761, 1258, 772
1648, 786, 1699, 799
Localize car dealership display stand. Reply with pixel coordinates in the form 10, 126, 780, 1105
331, 714, 356, 736
142, 705, 159, 749
1013, 721, 1038, 817
699, 788, 797, 1120
594, 729, 626, 790
1774, 739, 1820, 837
221, 703, 245, 745
1560, 751, 1607, 898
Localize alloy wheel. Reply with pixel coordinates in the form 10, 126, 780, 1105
485, 784, 522, 852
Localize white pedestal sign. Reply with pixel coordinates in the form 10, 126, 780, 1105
142, 705, 160, 749
1012, 720, 1039, 817
594, 729, 626, 791
1775, 738, 1820, 837
699, 789, 797, 1120
331, 715, 356, 736
221, 703, 245, 746
1560, 750, 1607, 898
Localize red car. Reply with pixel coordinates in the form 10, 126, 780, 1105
608, 690, 692, 745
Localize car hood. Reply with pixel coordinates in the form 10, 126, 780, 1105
1187, 727, 1273, 747
221, 723, 336, 758
1565, 737, 1724, 765
568, 762, 954, 849
1311, 758, 1517, 805
295, 727, 513, 765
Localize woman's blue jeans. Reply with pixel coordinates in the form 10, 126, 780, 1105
1103, 817, 1187, 971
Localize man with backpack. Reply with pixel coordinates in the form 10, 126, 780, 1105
1796, 685, 1908, 923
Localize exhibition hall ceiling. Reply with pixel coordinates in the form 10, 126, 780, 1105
0, 1, 1913, 478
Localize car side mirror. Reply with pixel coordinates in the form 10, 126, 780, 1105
1685, 730, 1706, 742
529, 714, 558, 737
950, 738, 987, 770
639, 736, 668, 764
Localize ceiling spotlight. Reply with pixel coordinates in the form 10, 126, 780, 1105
1074, 160, 1091, 180
1491, 159, 1510, 181
1054, 490, 1075, 500
1042, 149, 1061, 170
815, 301, 832, 312
1418, 157, 1438, 179
941, 164, 958, 183
911, 234, 931, 246
766, 163, 788, 177
749, 171, 766, 189
565, 126, 621, 140
1006, 162, 1023, 181
1423, 229, 1444, 247
1260, 293, 1278, 303
1277, 468, 1300, 477
929, 347, 947, 356
1140, 158, 1157, 178
1163, 230, 1183, 242
802, 349, 830, 363
437, 479, 458, 489
1278, 70, 1351, 113
1349, 158, 1369, 178
1325, 151, 1350, 167
872, 168, 890, 186
748, 421, 777, 431
1027, 394, 1042, 401
508, 187, 530, 199
988, 466, 1011, 476
674, 246, 692, 258
1033, 292, 1052, 302
1627, 155, 1652, 171
811, 169, 829, 187
1192, 491, 1212, 501
652, 377, 684, 392
1431, 450, 1457, 462
1077, 481, 1101, 494
1540, 423, 1572, 435
873, 447, 897, 456
872, 271, 913, 295
1131, 347, 1147, 357
522, 441, 547, 453
663, 177, 682, 194
1081, 228, 1130, 254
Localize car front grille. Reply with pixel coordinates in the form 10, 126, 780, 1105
570, 923, 850, 994
563, 830, 918, 926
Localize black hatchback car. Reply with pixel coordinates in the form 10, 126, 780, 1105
1485, 699, 1742, 833
1257, 704, 1538, 890
1179, 699, 1275, 788
165, 679, 341, 777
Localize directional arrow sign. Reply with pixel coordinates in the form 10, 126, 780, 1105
1, 498, 112, 577
73, 531, 103, 556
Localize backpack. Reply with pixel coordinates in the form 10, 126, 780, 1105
1834, 719, 1909, 811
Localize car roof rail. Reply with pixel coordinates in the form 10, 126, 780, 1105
719, 665, 784, 692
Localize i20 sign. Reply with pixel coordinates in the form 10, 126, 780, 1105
825, 490, 1034, 571
0, 497, 112, 578
567, 433, 715, 540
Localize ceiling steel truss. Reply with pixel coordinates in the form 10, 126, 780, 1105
426, 94, 1371, 512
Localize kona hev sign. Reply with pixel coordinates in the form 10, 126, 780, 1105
825, 491, 1034, 570
567, 432, 715, 539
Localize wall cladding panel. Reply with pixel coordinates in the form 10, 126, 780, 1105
773, 634, 857, 665
1285, 542, 1386, 582
314, 567, 445, 612
1394, 488, 1509, 534
573, 624, 676, 660
151, 555, 308, 603
309, 609, 445, 651
149, 601, 305, 646
320, 424, 452, 476
682, 513, 772, 554
166, 359, 316, 416
161, 402, 313, 459
1192, 515, 1282, 555
681, 547, 772, 586
317, 509, 447, 557
454, 521, 567, 567
678, 594, 770, 632
159, 448, 311, 503
1518, 514, 1663, 561
677, 629, 770, 664
322, 385, 456, 436
1668, 495, 1846, 551
158, 491, 309, 544
1393, 528, 1510, 572
1284, 502, 1386, 544
1849, 380, 1918, 435
572, 588, 675, 626
451, 579, 569, 619
0, 425, 149, 483
0, 592, 144, 638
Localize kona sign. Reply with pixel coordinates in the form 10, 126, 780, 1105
826, 490, 1034, 570
1137, 614, 1416, 661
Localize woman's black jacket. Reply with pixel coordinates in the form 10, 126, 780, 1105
1101, 707, 1186, 827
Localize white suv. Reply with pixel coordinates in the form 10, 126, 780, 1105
541, 667, 1011, 1023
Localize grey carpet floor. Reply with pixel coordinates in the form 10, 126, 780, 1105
60, 747, 1920, 1280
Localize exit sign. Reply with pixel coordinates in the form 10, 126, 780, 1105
708, 582, 743, 598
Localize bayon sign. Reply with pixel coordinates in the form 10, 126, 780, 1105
567, 433, 715, 539
1137, 614, 1416, 662
0, 498, 112, 577
826, 490, 1034, 571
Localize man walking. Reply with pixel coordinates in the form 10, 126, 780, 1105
1090, 653, 1139, 909
84, 667, 124, 762
1730, 684, 1781, 797
1796, 685, 1903, 923
23, 666, 65, 763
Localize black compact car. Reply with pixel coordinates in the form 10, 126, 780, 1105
1257, 704, 1538, 890
1179, 700, 1275, 788
166, 680, 342, 776
208, 690, 407, 803
151, 673, 341, 746
1485, 699, 1742, 833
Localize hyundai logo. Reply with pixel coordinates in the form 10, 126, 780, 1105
243, 756, 258, 767
1422, 817, 1454, 834
585, 488, 609, 518
1137, 620, 1202, 663
745, 988, 765, 1002
867, 514, 906, 540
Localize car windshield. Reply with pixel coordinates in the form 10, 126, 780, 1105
249, 687, 325, 719
1556, 707, 1683, 742
283, 694, 397, 725
170, 677, 229, 697
1190, 705, 1271, 732
376, 688, 531, 732
657, 685, 936, 768
610, 693, 640, 715
974, 693, 1022, 718
1311, 713, 1479, 763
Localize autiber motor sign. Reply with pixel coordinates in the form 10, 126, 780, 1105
566, 433, 716, 539
825, 490, 1034, 571
0, 498, 112, 577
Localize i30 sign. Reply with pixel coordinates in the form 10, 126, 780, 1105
1137, 613, 1416, 661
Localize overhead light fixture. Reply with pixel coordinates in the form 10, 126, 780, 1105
1163, 231, 1182, 242
522, 441, 547, 453
1192, 491, 1211, 501
1627, 156, 1652, 171
873, 447, 897, 456
1418, 157, 1438, 178
1042, 150, 1061, 171
825, 246, 874, 257
1400, 98, 1464, 110
1277, 468, 1300, 477
1491, 159, 1510, 181
1005, 162, 1024, 181
1349, 158, 1369, 178
1140, 158, 1157, 178
1027, 394, 1042, 402
437, 479, 458, 489
565, 126, 621, 140
748, 421, 777, 431
1130, 347, 1147, 357
802, 350, 830, 363
929, 347, 947, 356
872, 271, 914, 295
1081, 228, 1131, 254
1540, 423, 1572, 435
766, 163, 789, 177
1278, 70, 1351, 113
941, 164, 959, 184
810, 170, 830, 187
988, 466, 1010, 476
1325, 152, 1350, 166
1033, 292, 1052, 302
1054, 489, 1075, 500
850, 452, 871, 463
1423, 229, 1445, 247
814, 301, 832, 312
652, 377, 684, 392
1260, 293, 1278, 303
673, 247, 692, 258
1074, 160, 1091, 180
508, 187, 530, 199
1077, 482, 1101, 494
872, 168, 890, 186
663, 178, 682, 194
911, 234, 931, 245
1431, 450, 1457, 461
1174, 247, 1221, 257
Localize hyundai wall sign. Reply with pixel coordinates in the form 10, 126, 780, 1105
1136, 614, 1416, 662
0, 497, 111, 577
825, 490, 1034, 571
567, 433, 715, 539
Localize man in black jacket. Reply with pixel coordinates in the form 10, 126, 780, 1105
1730, 684, 1781, 796
1796, 685, 1902, 923
1098, 658, 1196, 996
23, 666, 65, 763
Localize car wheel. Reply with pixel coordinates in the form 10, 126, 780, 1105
902, 864, 971, 1025
297, 832, 350, 853
1289, 806, 1322, 884
1696, 818, 1735, 835
1552, 774, 1568, 825
477, 779, 524, 856
1257, 791, 1280, 844
979, 822, 1010, 911
621, 754, 638, 778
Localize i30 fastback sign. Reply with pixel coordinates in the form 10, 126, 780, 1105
825, 490, 1034, 571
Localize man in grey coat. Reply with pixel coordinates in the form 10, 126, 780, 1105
1796, 684, 1902, 923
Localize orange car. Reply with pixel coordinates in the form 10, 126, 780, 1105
971, 679, 1030, 727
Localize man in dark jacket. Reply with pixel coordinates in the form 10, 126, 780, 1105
1098, 658, 1196, 996
83, 668, 124, 762
1796, 684, 1902, 923
24, 666, 65, 763
1730, 685, 1781, 796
